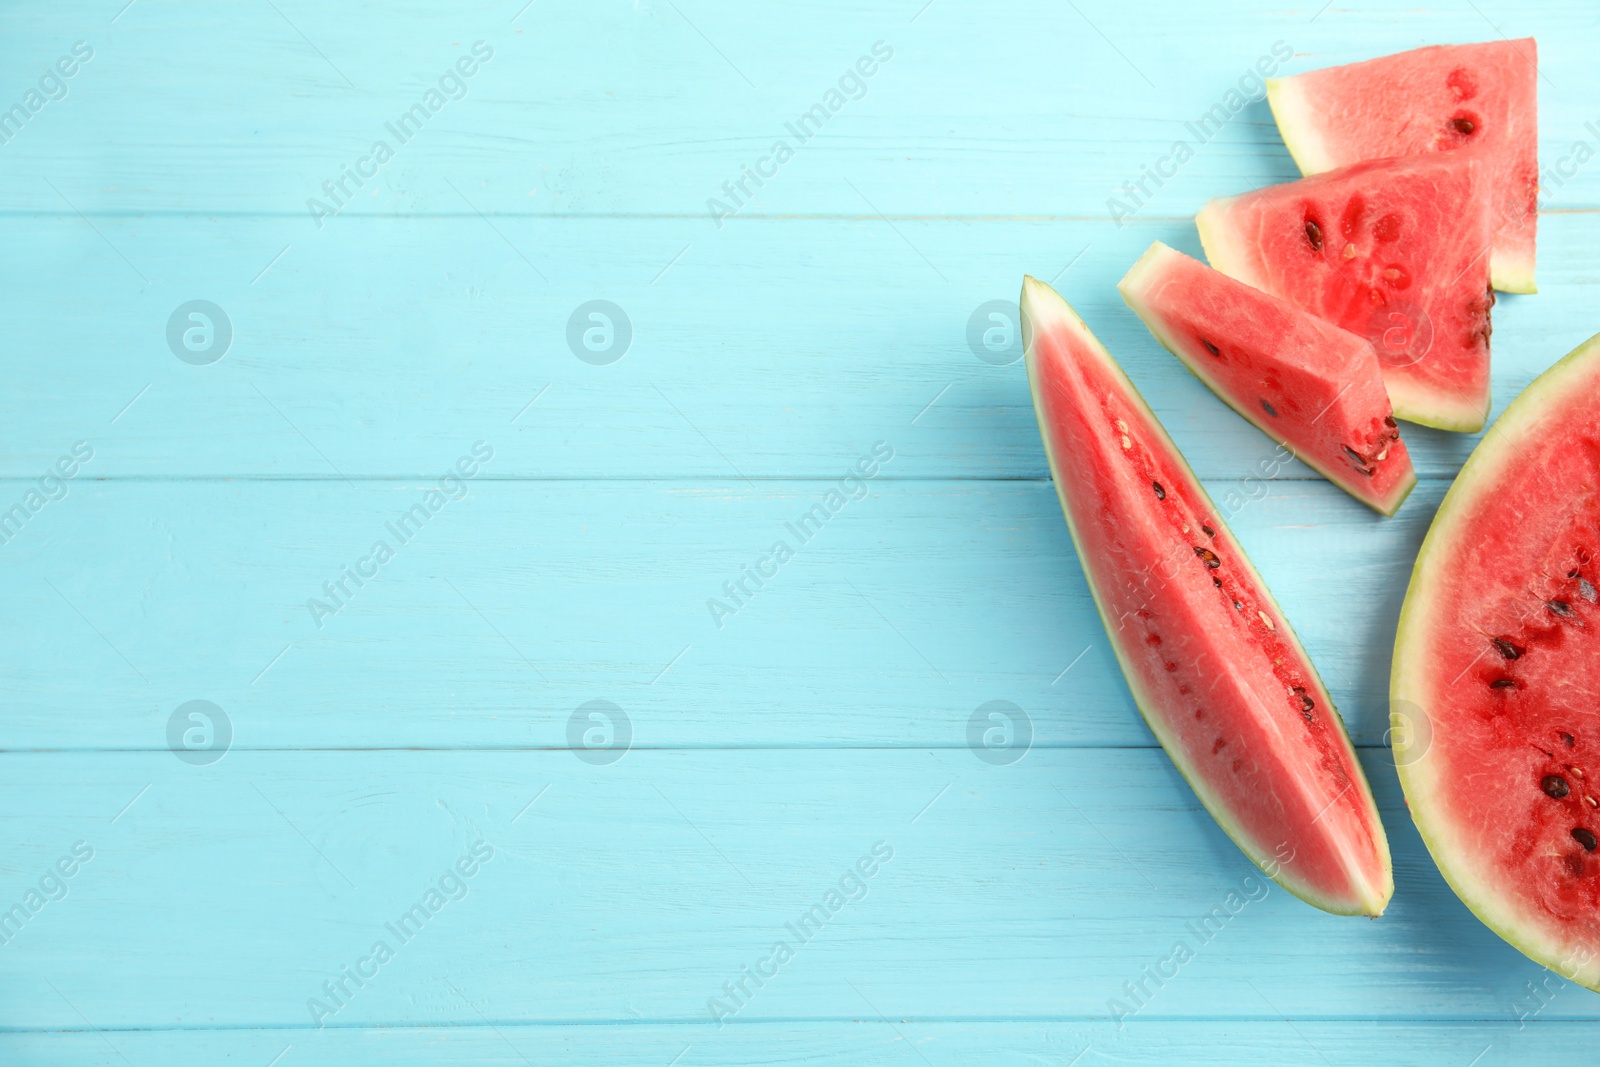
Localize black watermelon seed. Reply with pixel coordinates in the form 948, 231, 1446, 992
1581, 579, 1597, 604
1337, 447, 1376, 470
1569, 568, 1582, 579
1453, 117, 1476, 135
1292, 687, 1314, 718
1304, 219, 1324, 251
1492, 637, 1524, 660
1261, 399, 1278, 417
1232, 600, 1244, 611
1490, 678, 1518, 689
1549, 599, 1576, 618
1152, 481, 1166, 500
1212, 576, 1222, 588
1383, 415, 1398, 429
1562, 732, 1578, 747
1573, 827, 1598, 851
1545, 775, 1572, 798
1194, 547, 1221, 569
1202, 339, 1220, 356
1201, 524, 1216, 538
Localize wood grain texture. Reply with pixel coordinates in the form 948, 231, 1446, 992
3, 477, 1433, 750
1, 2, 1598, 215
0, 1023, 1583, 1067
3, 212, 1598, 480
0, 750, 1590, 1028
6, 0, 1598, 1061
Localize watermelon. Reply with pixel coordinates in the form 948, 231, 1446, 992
1021, 275, 1392, 915
1119, 241, 1417, 516
1197, 154, 1495, 433
1267, 40, 1539, 294
1393, 331, 1600, 987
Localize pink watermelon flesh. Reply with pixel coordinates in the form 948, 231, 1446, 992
1267, 40, 1538, 294
1119, 241, 1417, 516
1021, 275, 1392, 916
1197, 154, 1494, 433
1394, 332, 1600, 987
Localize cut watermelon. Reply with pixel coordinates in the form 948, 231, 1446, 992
1394, 331, 1600, 987
1197, 154, 1494, 433
1021, 275, 1392, 915
1267, 40, 1538, 294
1119, 241, 1416, 516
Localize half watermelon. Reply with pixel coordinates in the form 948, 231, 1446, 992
1022, 275, 1392, 915
1197, 154, 1494, 433
1394, 331, 1600, 987
1119, 241, 1416, 516
1267, 40, 1539, 294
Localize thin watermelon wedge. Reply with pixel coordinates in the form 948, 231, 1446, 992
1119, 241, 1417, 516
1022, 275, 1392, 916
1267, 40, 1538, 294
1197, 154, 1494, 433
1394, 331, 1600, 987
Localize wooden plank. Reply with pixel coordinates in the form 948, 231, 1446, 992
2, 477, 1436, 751
3, 213, 1594, 480
0, 3, 1593, 215
0, 1021, 1580, 1066
0, 748, 1590, 1029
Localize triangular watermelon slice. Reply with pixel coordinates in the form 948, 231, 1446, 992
1197, 154, 1494, 433
1022, 275, 1392, 916
1119, 241, 1416, 516
1266, 40, 1538, 294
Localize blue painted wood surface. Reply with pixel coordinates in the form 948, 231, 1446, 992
4, 2, 1596, 1063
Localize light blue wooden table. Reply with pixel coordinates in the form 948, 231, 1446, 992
4, 2, 1597, 1063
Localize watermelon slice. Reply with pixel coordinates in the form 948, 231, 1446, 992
1119, 241, 1417, 516
1267, 40, 1539, 294
1197, 154, 1494, 433
1394, 331, 1600, 987
1021, 275, 1392, 915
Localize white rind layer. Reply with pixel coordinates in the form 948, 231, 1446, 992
1265, 76, 1338, 175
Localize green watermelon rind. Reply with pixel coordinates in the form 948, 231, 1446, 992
1264, 75, 1539, 296
1195, 196, 1492, 435
1393, 330, 1600, 990
1118, 242, 1419, 518
1022, 275, 1394, 918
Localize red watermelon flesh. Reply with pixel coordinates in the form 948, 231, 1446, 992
1394, 332, 1600, 987
1119, 241, 1416, 516
1022, 276, 1392, 916
1197, 154, 1494, 433
1267, 40, 1538, 294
